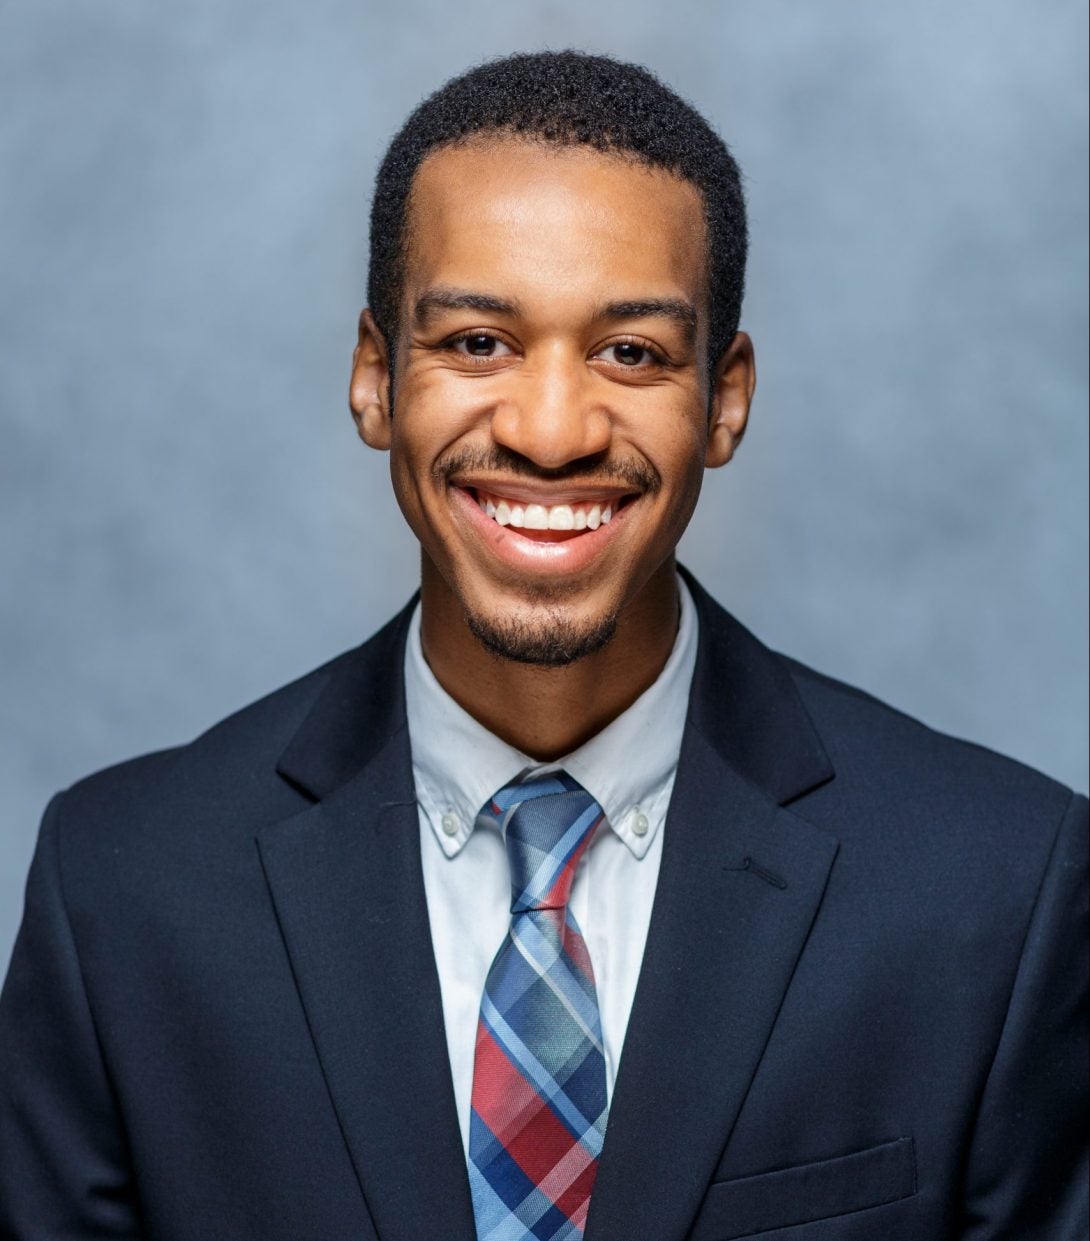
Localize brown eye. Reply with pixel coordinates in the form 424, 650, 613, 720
453, 333, 512, 358
612, 343, 647, 366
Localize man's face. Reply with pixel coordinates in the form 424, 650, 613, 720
352, 137, 750, 664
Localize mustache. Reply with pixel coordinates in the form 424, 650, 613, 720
434, 445, 661, 495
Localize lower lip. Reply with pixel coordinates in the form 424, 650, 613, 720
451, 487, 633, 575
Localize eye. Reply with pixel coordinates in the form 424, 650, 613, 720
451, 333, 513, 359
596, 342, 663, 368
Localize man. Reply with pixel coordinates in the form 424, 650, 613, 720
0, 49, 1085, 1241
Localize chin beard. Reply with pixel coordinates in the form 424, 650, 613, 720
465, 607, 619, 667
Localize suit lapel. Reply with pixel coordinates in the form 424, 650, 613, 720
586, 573, 840, 1241
258, 603, 477, 1241
585, 730, 838, 1241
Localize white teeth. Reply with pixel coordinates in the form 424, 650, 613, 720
475, 490, 621, 532
523, 504, 548, 530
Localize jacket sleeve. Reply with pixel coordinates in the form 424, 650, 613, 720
0, 793, 142, 1238
960, 791, 1089, 1240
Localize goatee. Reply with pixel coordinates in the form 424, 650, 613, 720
466, 607, 619, 667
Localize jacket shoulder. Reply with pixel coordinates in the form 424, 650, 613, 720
50, 644, 360, 848
781, 652, 1080, 836
47, 597, 417, 872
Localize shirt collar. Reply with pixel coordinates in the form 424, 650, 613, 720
404, 574, 698, 860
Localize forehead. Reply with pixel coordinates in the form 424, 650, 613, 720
403, 137, 708, 311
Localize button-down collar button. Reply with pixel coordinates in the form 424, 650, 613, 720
441, 812, 460, 837
632, 811, 650, 837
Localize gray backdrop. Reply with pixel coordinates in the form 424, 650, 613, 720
2, 0, 1087, 971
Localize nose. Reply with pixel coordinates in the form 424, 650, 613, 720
489, 344, 611, 469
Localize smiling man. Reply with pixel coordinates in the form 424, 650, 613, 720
1, 51, 1086, 1241
354, 128, 749, 759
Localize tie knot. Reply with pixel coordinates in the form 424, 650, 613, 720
480, 771, 604, 913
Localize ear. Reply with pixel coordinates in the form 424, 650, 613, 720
705, 331, 756, 469
349, 309, 393, 450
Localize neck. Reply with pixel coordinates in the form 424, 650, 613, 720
419, 559, 681, 761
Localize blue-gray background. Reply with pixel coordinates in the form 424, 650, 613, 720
2, 0, 1087, 970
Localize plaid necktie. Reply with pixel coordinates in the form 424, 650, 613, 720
468, 771, 609, 1241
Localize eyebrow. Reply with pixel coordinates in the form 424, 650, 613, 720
412, 286, 698, 345
598, 298, 698, 346
412, 287, 521, 327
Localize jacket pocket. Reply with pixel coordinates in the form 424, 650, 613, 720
687, 1136, 917, 1240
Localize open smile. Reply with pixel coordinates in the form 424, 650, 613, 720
473, 486, 631, 534
449, 481, 641, 569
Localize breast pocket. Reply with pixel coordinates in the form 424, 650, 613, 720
687, 1136, 917, 1240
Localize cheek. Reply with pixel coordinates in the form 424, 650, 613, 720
386, 380, 481, 546
640, 418, 709, 541
390, 382, 461, 482
636, 406, 708, 488
396, 365, 485, 450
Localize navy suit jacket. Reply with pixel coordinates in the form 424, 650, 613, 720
1, 575, 1086, 1240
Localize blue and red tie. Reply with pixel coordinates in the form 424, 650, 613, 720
468, 771, 609, 1241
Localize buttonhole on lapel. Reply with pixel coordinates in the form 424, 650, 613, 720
723, 856, 787, 889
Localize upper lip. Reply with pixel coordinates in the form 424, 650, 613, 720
453, 477, 639, 506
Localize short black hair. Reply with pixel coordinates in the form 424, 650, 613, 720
367, 50, 747, 374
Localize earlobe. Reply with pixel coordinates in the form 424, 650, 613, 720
706, 331, 756, 469
349, 309, 393, 451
